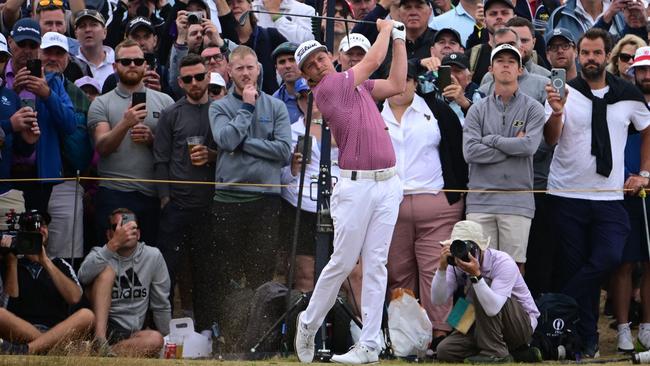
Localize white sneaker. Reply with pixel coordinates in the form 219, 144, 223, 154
638, 323, 650, 350
331, 344, 379, 364
617, 323, 635, 352
295, 311, 315, 363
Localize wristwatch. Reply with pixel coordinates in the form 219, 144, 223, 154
640, 170, 650, 179
470, 275, 483, 284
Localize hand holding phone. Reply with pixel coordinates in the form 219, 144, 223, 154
296, 135, 312, 165
551, 68, 566, 99
26, 59, 42, 78
437, 65, 452, 92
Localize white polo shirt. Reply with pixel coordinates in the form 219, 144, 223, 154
74, 46, 115, 90
382, 94, 444, 195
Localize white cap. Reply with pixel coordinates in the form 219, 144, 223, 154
628, 46, 650, 76
339, 33, 371, 53
490, 43, 521, 65
209, 72, 226, 87
440, 220, 491, 251
295, 40, 328, 69
40, 32, 69, 53
0, 33, 10, 56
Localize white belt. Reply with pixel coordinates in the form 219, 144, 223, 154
340, 167, 396, 181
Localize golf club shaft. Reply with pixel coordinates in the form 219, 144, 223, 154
247, 9, 404, 30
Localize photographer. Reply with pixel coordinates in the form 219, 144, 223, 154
432, 220, 540, 363
0, 212, 95, 355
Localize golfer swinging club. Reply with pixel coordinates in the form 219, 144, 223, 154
293, 18, 406, 364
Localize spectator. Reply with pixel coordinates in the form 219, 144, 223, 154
72, 9, 114, 90
429, 0, 479, 46
439, 52, 484, 123
607, 34, 646, 83
203, 45, 291, 330
75, 76, 102, 101
383, 63, 465, 348
6, 19, 76, 213
320, 0, 354, 58
201, 46, 229, 83
432, 220, 541, 363
465, 44, 546, 272
507, 17, 550, 77
418, 28, 465, 79
153, 54, 217, 312
350, 0, 377, 20
271, 42, 303, 123
105, 0, 171, 50
216, 0, 289, 94
0, 0, 84, 35
349, 0, 397, 44
87, 39, 174, 247
338, 33, 371, 71
400, 0, 436, 63
612, 46, 650, 352
252, 0, 316, 44
546, 0, 621, 42
157, 0, 214, 66
544, 27, 578, 80
208, 71, 228, 100
431, 0, 451, 15
78, 208, 170, 357
0, 212, 95, 355
544, 28, 650, 358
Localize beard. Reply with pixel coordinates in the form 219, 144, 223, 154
581, 60, 606, 80
117, 68, 145, 86
187, 84, 208, 101
636, 80, 650, 95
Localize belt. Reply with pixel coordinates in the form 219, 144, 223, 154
340, 167, 396, 181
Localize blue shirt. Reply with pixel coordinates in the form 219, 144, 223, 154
273, 83, 302, 124
0, 87, 33, 194
428, 3, 475, 47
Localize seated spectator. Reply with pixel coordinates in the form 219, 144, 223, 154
72, 9, 114, 90
271, 42, 302, 123
209, 72, 228, 100
432, 220, 541, 363
78, 208, 171, 357
0, 212, 95, 355
252, 0, 316, 44
75, 76, 102, 102
429, 0, 479, 46
606, 34, 646, 83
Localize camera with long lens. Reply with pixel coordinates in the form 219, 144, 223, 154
447, 239, 479, 266
0, 210, 43, 255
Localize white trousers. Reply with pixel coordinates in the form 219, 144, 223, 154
302, 174, 402, 350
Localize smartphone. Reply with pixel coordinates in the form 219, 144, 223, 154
296, 135, 312, 165
26, 59, 41, 78
121, 213, 135, 226
132, 92, 146, 107
551, 68, 566, 99
144, 53, 157, 71
20, 98, 35, 110
437, 65, 452, 91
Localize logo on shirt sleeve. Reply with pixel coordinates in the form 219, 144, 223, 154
513, 120, 524, 127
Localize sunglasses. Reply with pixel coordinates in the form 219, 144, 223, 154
548, 42, 573, 52
619, 53, 635, 63
17, 40, 39, 50
180, 72, 207, 83
38, 0, 63, 6
116, 58, 146, 66
203, 54, 225, 63
208, 85, 223, 94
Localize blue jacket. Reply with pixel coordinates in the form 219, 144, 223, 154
0, 87, 34, 194
546, 0, 625, 42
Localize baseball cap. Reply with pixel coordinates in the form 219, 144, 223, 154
271, 42, 299, 63
40, 32, 69, 52
628, 46, 650, 76
491, 43, 521, 64
484, 0, 515, 11
209, 72, 226, 87
441, 221, 490, 251
399, 0, 431, 6
74, 9, 106, 27
339, 33, 371, 53
295, 78, 309, 94
544, 27, 575, 47
0, 33, 11, 57
127, 16, 154, 35
433, 28, 462, 45
10, 18, 41, 44
442, 52, 469, 69
295, 40, 328, 69
75, 76, 102, 93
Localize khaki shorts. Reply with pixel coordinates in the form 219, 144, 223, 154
466, 213, 531, 263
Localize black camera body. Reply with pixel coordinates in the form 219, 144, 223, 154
0, 210, 43, 256
447, 239, 479, 266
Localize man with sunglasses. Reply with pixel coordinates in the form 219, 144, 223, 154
88, 39, 174, 248
208, 72, 227, 100
153, 54, 217, 314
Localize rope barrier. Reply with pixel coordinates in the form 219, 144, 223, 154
0, 176, 646, 194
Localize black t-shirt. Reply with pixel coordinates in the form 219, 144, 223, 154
4, 258, 80, 327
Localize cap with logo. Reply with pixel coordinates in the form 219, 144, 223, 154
491, 43, 521, 64
295, 78, 310, 94
209, 72, 226, 87
295, 40, 328, 69
75, 76, 102, 93
433, 28, 462, 45
399, 0, 432, 6
75, 9, 106, 27
40, 32, 69, 53
442, 52, 469, 69
0, 33, 11, 57
127, 16, 154, 35
271, 42, 299, 63
544, 27, 575, 47
339, 33, 371, 53
484, 0, 515, 11
628, 46, 650, 76
10, 18, 42, 44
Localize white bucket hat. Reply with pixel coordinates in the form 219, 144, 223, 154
441, 220, 491, 250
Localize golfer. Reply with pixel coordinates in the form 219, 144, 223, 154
293, 19, 406, 364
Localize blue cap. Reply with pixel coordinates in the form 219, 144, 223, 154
10, 18, 41, 44
545, 27, 575, 46
295, 78, 309, 94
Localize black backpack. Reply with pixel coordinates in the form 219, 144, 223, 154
530, 293, 582, 360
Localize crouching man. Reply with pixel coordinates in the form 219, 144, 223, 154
0, 212, 94, 354
78, 208, 171, 357
432, 220, 541, 363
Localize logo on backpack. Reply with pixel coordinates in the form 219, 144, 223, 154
552, 318, 565, 331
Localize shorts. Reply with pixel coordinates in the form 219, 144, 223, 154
280, 200, 318, 256
466, 213, 531, 263
106, 318, 134, 345
622, 196, 650, 262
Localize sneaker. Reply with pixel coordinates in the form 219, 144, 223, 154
618, 323, 635, 353
639, 323, 650, 350
463, 354, 514, 364
294, 311, 315, 363
92, 337, 116, 357
581, 343, 600, 359
331, 344, 379, 364
0, 339, 28, 355
511, 345, 543, 363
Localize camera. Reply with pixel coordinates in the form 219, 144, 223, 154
0, 210, 44, 256
446, 239, 479, 266
187, 11, 203, 25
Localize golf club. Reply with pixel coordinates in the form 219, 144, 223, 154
238, 9, 405, 30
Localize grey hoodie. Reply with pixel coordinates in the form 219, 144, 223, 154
78, 242, 171, 335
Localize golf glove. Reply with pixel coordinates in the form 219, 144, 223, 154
391, 21, 406, 42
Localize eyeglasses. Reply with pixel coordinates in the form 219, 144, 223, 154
180, 72, 207, 83
38, 0, 63, 7
203, 54, 225, 63
619, 52, 635, 63
548, 42, 574, 52
116, 58, 146, 66
17, 40, 39, 50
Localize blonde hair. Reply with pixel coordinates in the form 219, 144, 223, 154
607, 34, 647, 76
228, 45, 258, 63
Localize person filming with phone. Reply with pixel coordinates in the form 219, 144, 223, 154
432, 220, 541, 363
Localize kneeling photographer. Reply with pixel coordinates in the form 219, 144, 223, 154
431, 220, 541, 363
0, 211, 94, 355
